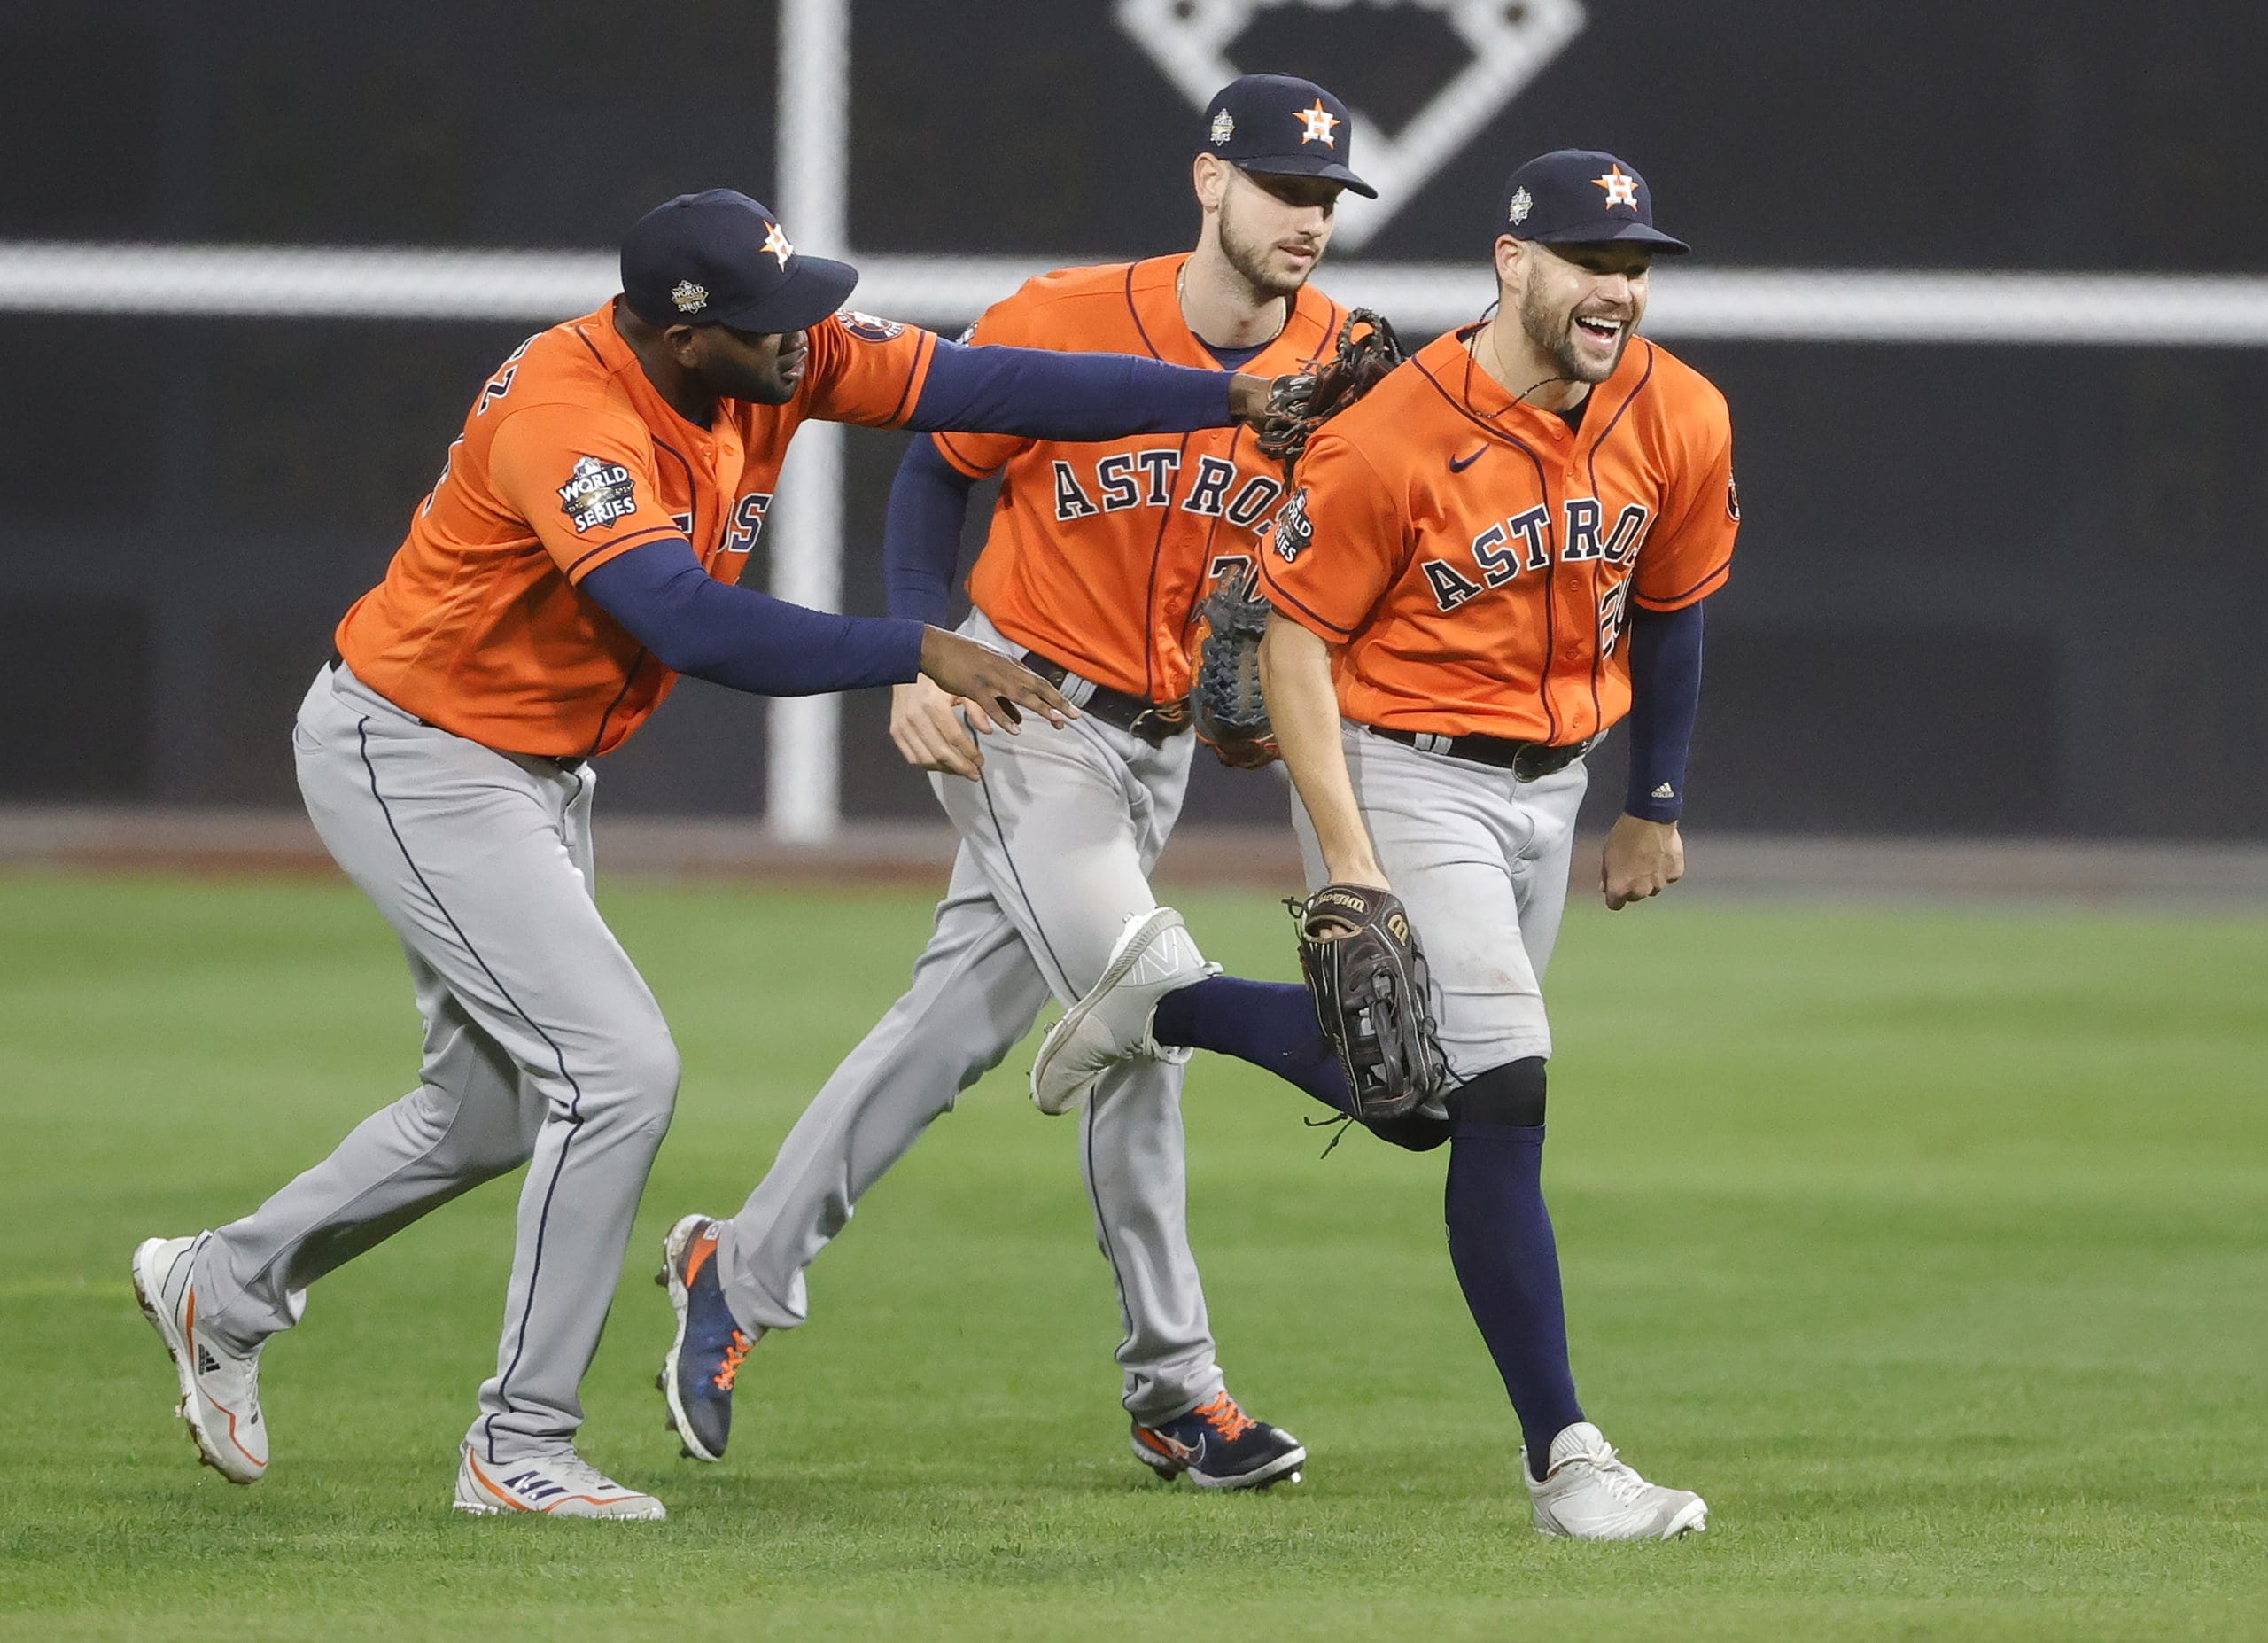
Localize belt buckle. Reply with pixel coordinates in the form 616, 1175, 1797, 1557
1125, 699, 1189, 747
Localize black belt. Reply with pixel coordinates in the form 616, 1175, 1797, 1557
1019, 650, 1191, 748
1370, 725, 1593, 782
327, 648, 586, 773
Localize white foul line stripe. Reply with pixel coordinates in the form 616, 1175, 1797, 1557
3, 242, 2266, 347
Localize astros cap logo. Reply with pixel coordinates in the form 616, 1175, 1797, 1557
761, 221, 795, 269
1295, 99, 1340, 146
1593, 164, 1639, 210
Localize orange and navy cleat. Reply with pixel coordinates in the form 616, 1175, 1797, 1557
1131, 1390, 1306, 1489
131, 1234, 269, 1486
656, 1213, 755, 1463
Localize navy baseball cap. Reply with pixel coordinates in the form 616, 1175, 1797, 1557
1200, 74, 1377, 199
1495, 150, 1689, 255
619, 189, 859, 332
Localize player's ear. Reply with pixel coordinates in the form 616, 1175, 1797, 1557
1492, 235, 1524, 288
1193, 153, 1227, 214
662, 323, 705, 369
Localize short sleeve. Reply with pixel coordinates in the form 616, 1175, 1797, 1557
487, 402, 687, 583
926, 287, 1044, 479
803, 311, 939, 430
1632, 401, 1738, 612
1255, 430, 1407, 641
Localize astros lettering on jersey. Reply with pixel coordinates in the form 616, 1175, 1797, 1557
934, 256, 1348, 703
1259, 328, 1736, 744
335, 306, 936, 757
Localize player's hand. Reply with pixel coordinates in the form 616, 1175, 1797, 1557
917, 627, 1077, 736
1226, 373, 1277, 426
1309, 861, 1393, 938
889, 677, 997, 782
1602, 814, 1684, 911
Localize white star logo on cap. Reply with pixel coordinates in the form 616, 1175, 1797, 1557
1295, 99, 1340, 147
762, 221, 795, 269
1593, 164, 1639, 210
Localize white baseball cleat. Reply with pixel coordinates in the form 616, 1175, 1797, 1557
1524, 1422, 1707, 1540
1030, 907, 1220, 1115
131, 1234, 269, 1486
454, 1445, 667, 1521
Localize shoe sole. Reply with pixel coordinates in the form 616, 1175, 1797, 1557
454, 1452, 667, 1521
654, 1213, 723, 1464
1130, 1432, 1308, 1491
1533, 1496, 1709, 1540
1030, 908, 1181, 1115
131, 1236, 264, 1487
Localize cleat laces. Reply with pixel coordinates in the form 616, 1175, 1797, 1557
1572, 1443, 1652, 1506
1193, 1391, 1256, 1444
711, 1330, 753, 1392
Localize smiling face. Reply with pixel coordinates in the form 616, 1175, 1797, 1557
679, 323, 809, 405
1199, 157, 1340, 300
1502, 237, 1653, 384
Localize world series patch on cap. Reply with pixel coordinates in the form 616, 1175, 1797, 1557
1495, 150, 1689, 254
619, 188, 861, 333
1201, 74, 1376, 198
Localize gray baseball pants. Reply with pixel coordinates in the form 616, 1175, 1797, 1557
189, 661, 679, 1463
714, 611, 1225, 1424
1293, 723, 1589, 1089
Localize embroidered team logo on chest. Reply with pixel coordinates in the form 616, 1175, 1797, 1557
557, 455, 639, 534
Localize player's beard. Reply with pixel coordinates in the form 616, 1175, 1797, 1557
1217, 194, 1320, 303
1518, 277, 1632, 385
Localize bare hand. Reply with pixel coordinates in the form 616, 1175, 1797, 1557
1602, 814, 1685, 911
1309, 863, 1392, 938
889, 676, 999, 781
1227, 372, 1277, 426
917, 628, 1077, 734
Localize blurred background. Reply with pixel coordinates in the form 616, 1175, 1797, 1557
4, 0, 2263, 858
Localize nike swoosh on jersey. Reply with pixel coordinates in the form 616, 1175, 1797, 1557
1449, 446, 1487, 472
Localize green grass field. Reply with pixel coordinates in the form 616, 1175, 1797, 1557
2, 873, 2264, 1641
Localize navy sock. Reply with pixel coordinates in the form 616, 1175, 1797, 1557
1442, 1120, 1585, 1479
1149, 975, 1353, 1115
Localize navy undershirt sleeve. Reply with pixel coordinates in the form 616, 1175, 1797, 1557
1622, 600, 1705, 822
883, 437, 979, 627
907, 339, 1235, 440
579, 536, 926, 697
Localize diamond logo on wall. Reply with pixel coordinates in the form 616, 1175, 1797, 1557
1115, 0, 1587, 251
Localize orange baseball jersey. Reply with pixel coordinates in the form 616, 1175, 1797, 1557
1259, 327, 1736, 745
334, 302, 937, 757
933, 255, 1347, 704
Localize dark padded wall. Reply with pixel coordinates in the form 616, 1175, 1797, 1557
4, 0, 2262, 837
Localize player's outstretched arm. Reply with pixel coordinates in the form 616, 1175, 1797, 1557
579, 537, 1075, 729
906, 339, 1272, 442
1259, 611, 1386, 891
1601, 600, 1705, 910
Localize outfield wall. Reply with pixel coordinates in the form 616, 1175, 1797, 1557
2, 0, 2262, 840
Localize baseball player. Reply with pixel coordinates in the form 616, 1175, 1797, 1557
658, 76, 1369, 1490
1030, 152, 1734, 1538
129, 187, 1294, 1522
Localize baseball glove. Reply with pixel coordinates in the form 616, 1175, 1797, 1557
1292, 884, 1448, 1122
1188, 569, 1277, 769
1254, 308, 1404, 476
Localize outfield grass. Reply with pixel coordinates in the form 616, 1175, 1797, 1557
1, 872, 2264, 1641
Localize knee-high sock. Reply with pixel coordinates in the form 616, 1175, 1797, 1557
1444, 1120, 1585, 1477
1149, 975, 1351, 1114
